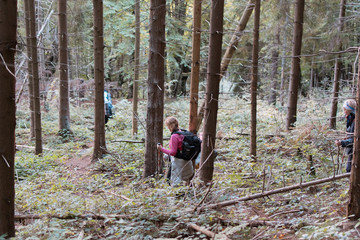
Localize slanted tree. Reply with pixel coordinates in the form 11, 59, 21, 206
199, 0, 224, 183
329, 0, 346, 129
58, 0, 71, 133
28, 0, 43, 154
347, 52, 360, 219
286, 0, 305, 130
188, 0, 202, 134
132, 0, 140, 136
250, 0, 261, 158
196, 0, 255, 132
0, 0, 17, 237
92, 0, 107, 160
143, 0, 166, 177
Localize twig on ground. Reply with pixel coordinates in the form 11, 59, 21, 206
188, 223, 215, 238
193, 181, 213, 213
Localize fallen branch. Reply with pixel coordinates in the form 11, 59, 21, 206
15, 213, 131, 221
193, 181, 213, 213
103, 190, 133, 201
188, 223, 215, 238
269, 209, 302, 218
200, 173, 350, 211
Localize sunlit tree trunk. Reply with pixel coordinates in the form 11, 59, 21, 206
199, 0, 224, 183
132, 0, 140, 136
0, 0, 17, 237
92, 0, 107, 160
250, 0, 260, 158
58, 0, 71, 132
329, 0, 346, 129
143, 0, 166, 178
347, 52, 360, 219
196, 0, 255, 132
286, 0, 304, 129
28, 0, 43, 154
188, 0, 202, 134
24, 0, 35, 139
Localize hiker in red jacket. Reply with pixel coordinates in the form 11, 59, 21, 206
157, 116, 194, 186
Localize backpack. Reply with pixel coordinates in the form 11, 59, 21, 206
172, 129, 201, 161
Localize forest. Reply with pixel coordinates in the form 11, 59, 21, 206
2, 0, 360, 239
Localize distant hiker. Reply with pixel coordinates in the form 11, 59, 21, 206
335, 99, 356, 173
157, 116, 196, 186
104, 90, 113, 124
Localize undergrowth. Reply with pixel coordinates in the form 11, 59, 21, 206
13, 91, 360, 239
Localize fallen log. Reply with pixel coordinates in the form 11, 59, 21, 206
200, 173, 350, 211
15, 213, 132, 221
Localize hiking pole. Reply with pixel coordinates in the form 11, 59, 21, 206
157, 143, 161, 175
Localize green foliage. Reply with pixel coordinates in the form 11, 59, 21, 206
14, 93, 358, 239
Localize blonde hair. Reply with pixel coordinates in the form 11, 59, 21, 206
165, 116, 179, 132
343, 99, 356, 112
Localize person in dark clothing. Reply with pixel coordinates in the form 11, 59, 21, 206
104, 90, 113, 124
335, 99, 356, 173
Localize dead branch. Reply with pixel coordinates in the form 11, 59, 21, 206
103, 190, 133, 201
268, 209, 302, 218
188, 223, 215, 238
193, 181, 213, 213
199, 173, 350, 211
15, 213, 131, 221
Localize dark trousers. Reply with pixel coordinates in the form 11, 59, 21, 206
346, 154, 353, 173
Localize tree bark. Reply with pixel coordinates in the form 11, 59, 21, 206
24, 0, 35, 139
199, 0, 224, 183
92, 0, 107, 160
0, 0, 17, 237
132, 0, 140, 136
58, 0, 71, 132
143, 0, 166, 177
28, 0, 43, 154
250, 0, 260, 158
286, 0, 305, 130
188, 0, 202, 134
196, 0, 255, 132
347, 50, 360, 219
329, 0, 346, 129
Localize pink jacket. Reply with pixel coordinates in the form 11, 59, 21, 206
160, 133, 184, 156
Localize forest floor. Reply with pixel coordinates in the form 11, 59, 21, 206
13, 92, 360, 239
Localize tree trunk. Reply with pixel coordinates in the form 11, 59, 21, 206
132, 0, 140, 136
0, 0, 17, 237
188, 0, 202, 134
250, 0, 260, 158
279, 10, 289, 107
24, 0, 35, 139
329, 0, 346, 129
347, 51, 360, 219
28, 0, 43, 154
286, 0, 305, 130
143, 0, 166, 178
196, 0, 255, 132
58, 0, 71, 132
268, 23, 280, 106
199, 0, 224, 183
92, 0, 107, 160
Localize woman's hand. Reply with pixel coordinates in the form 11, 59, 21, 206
157, 143, 162, 151
335, 140, 341, 146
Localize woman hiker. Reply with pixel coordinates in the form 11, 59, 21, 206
335, 99, 356, 173
157, 116, 194, 187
